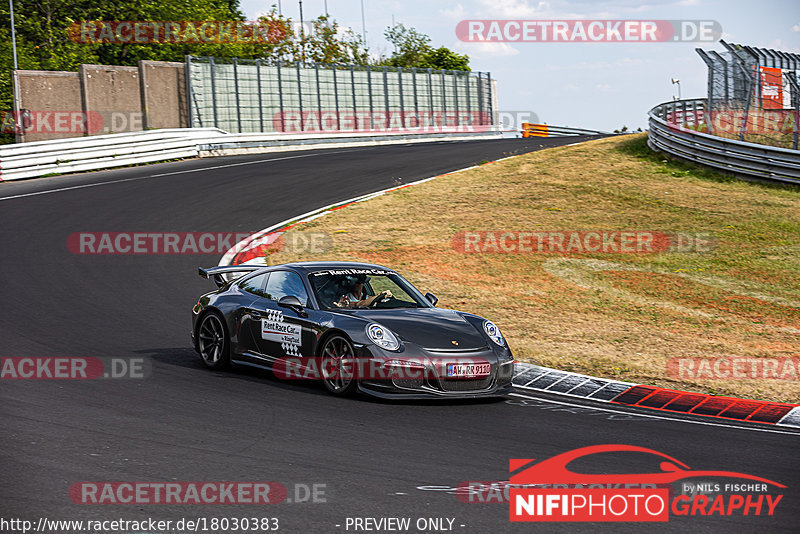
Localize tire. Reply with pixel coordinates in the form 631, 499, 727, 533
320, 334, 358, 396
197, 312, 230, 370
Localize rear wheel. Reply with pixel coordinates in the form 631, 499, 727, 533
197, 312, 230, 369
320, 335, 358, 396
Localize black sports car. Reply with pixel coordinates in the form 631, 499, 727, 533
192, 261, 514, 398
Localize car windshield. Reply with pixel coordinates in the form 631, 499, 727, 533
309, 268, 429, 310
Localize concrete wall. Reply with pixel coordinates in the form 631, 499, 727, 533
15, 70, 83, 142
139, 61, 188, 130
80, 65, 143, 135
16, 61, 185, 142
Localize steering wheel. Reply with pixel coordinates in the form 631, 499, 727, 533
369, 291, 390, 307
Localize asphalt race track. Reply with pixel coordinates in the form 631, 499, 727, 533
1, 137, 798, 533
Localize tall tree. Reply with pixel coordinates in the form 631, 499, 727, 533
423, 46, 470, 71
381, 23, 469, 71
383, 23, 431, 68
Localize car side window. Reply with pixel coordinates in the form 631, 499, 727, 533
239, 273, 269, 297
265, 271, 310, 306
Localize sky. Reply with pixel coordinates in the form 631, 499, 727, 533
239, 0, 800, 131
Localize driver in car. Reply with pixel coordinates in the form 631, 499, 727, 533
334, 274, 392, 308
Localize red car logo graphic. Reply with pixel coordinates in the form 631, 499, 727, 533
510, 444, 785, 487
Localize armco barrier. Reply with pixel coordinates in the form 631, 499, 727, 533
521, 123, 610, 138
0, 128, 226, 181
0, 128, 501, 181
648, 99, 800, 185
198, 129, 501, 157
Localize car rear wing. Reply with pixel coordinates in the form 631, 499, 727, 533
199, 265, 262, 288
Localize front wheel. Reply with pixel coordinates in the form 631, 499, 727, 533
197, 312, 230, 369
320, 335, 358, 396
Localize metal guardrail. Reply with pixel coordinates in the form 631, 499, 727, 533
0, 129, 226, 181
198, 129, 500, 156
0, 128, 501, 181
648, 99, 800, 185
521, 123, 611, 137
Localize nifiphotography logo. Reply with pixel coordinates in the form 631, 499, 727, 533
509, 445, 785, 522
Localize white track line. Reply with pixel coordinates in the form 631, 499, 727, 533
0, 147, 371, 202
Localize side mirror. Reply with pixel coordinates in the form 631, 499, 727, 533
278, 295, 307, 316
425, 292, 438, 306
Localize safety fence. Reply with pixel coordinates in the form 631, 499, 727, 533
648, 99, 800, 185
186, 56, 495, 134
696, 41, 799, 150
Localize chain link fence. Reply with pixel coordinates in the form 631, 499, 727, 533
690, 41, 799, 150
186, 56, 494, 135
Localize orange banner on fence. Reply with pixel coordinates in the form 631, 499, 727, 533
759, 66, 783, 110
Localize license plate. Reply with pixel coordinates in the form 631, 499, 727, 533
446, 363, 491, 377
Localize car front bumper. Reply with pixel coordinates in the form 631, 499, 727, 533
352, 342, 515, 399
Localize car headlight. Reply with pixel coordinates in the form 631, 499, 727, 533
366, 323, 401, 351
483, 320, 505, 347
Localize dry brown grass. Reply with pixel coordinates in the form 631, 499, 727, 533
263, 134, 800, 403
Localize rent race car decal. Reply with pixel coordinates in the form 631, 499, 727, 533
311, 268, 394, 277
261, 310, 302, 356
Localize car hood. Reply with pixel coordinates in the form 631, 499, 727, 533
341, 307, 488, 350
